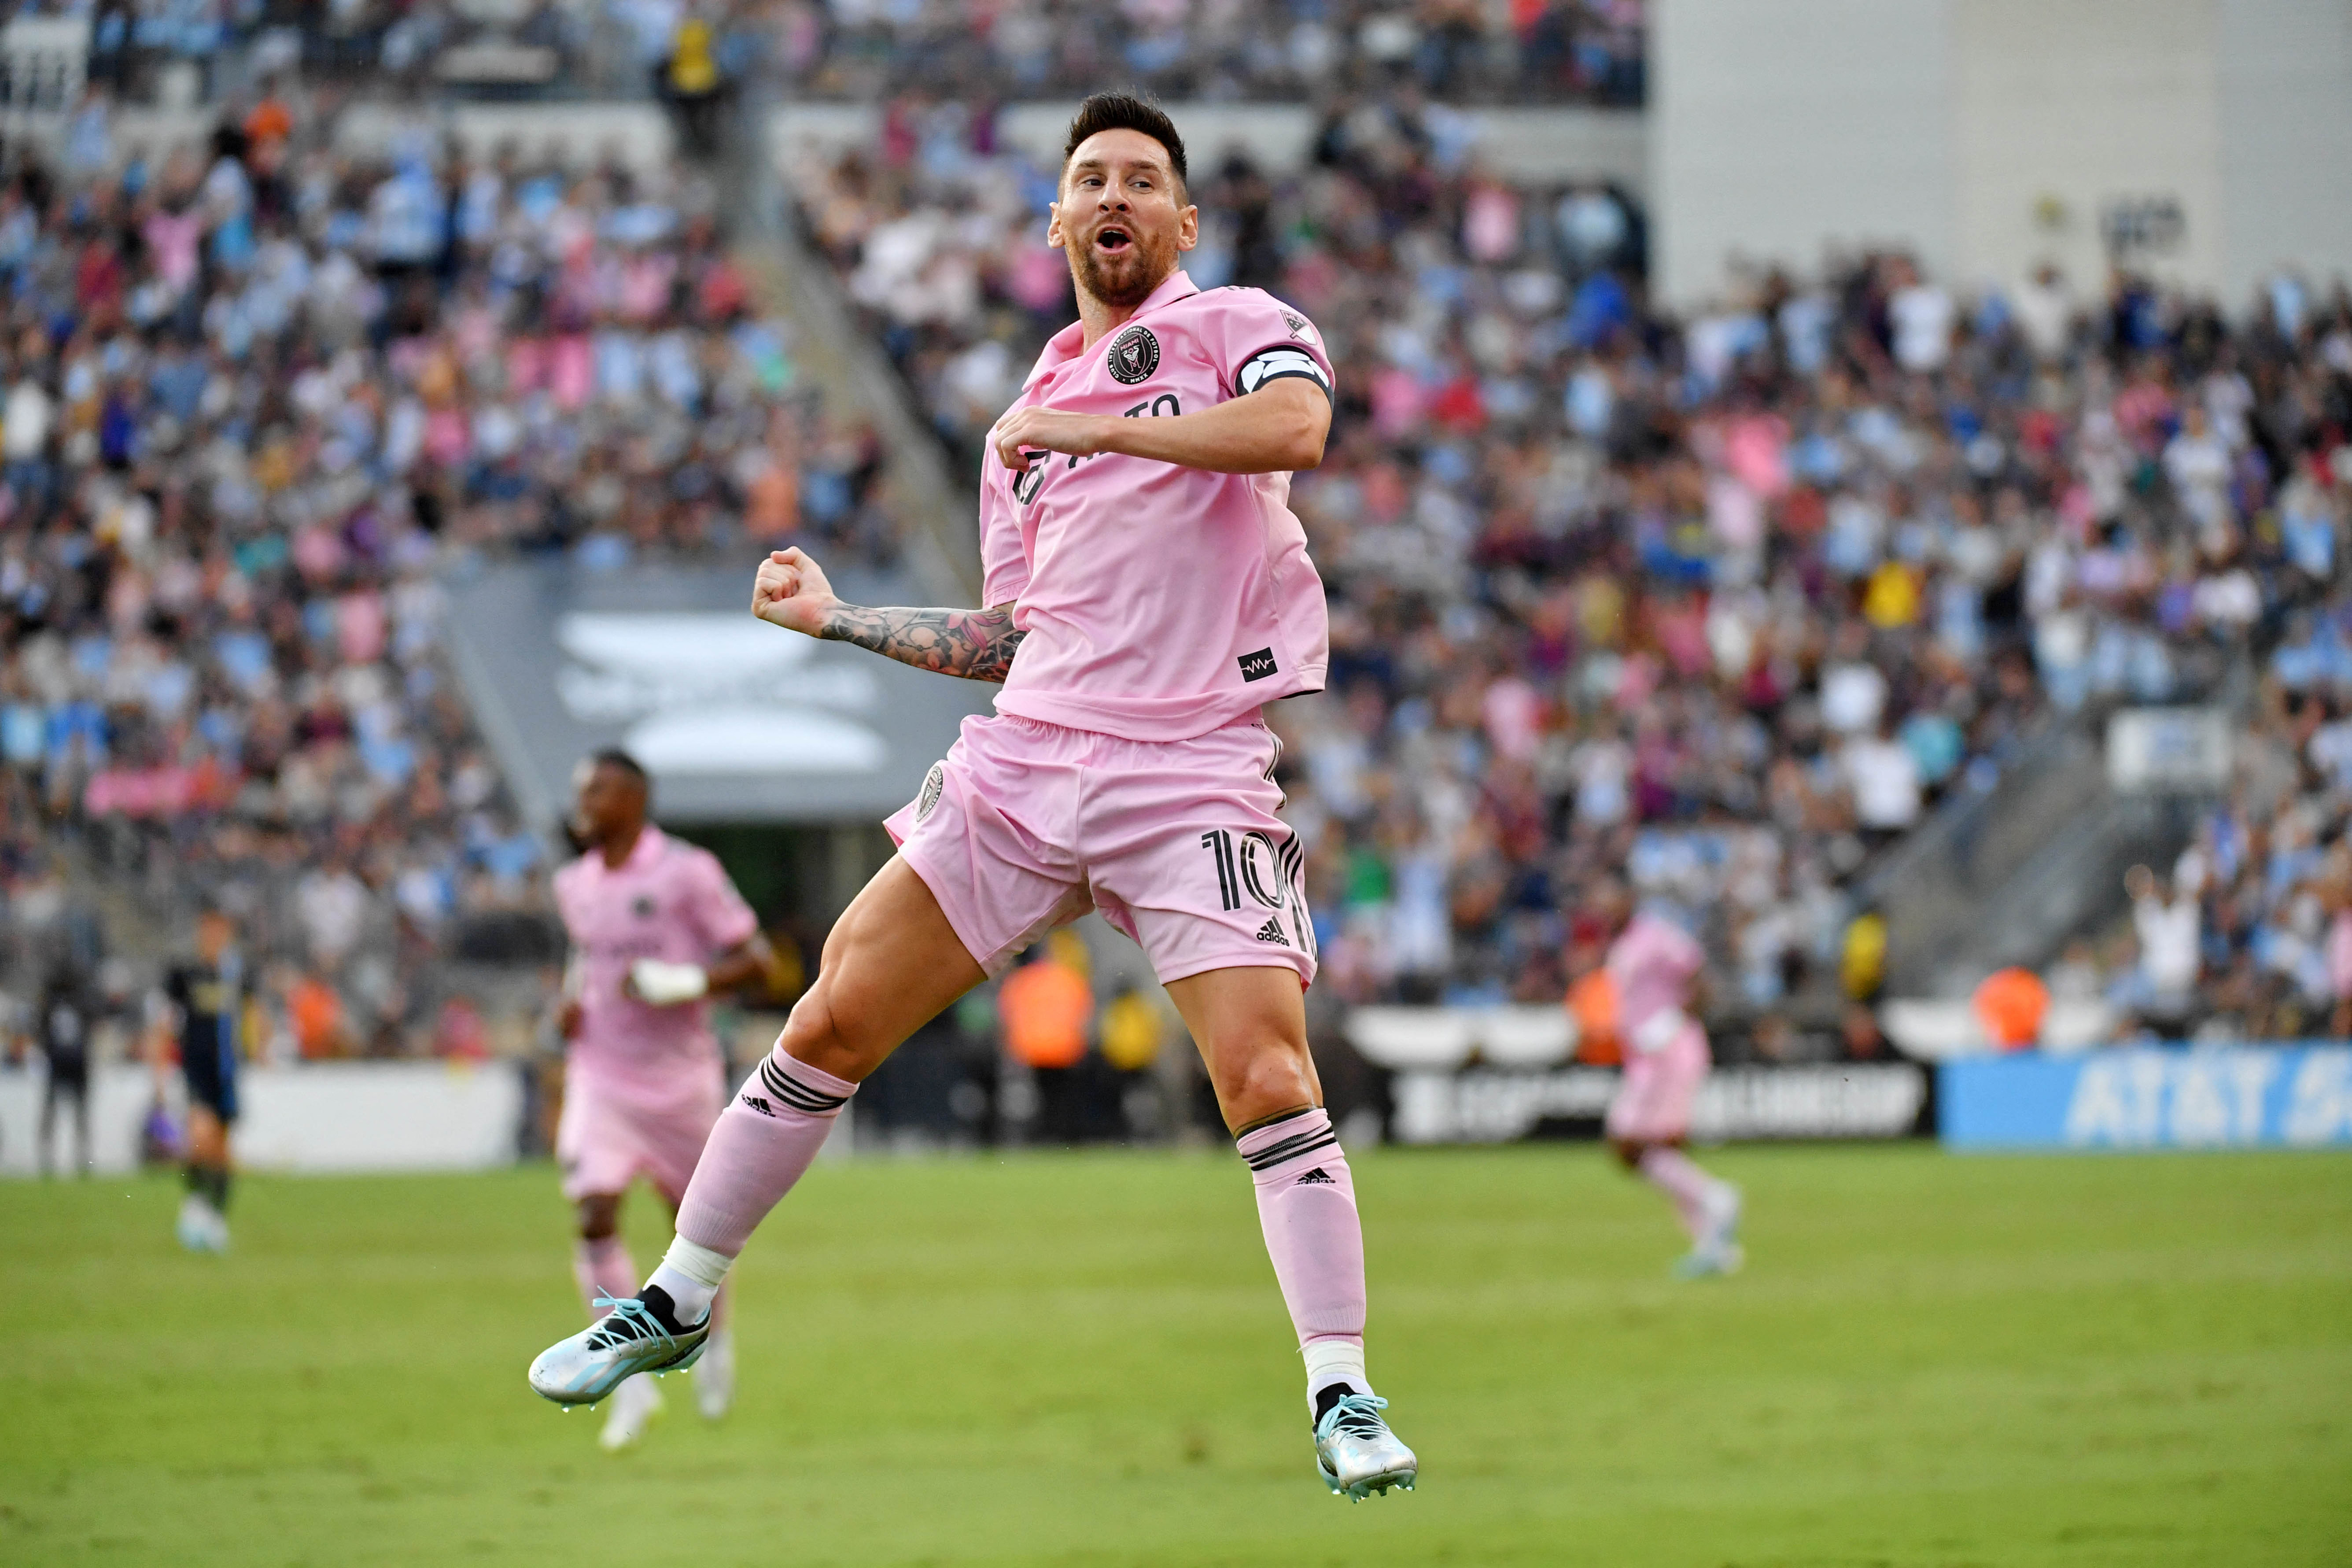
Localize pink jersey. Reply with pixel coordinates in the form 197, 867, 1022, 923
1607, 912, 1704, 1046
982, 269, 1335, 742
552, 826, 758, 1099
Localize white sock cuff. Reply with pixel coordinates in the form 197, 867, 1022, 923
660, 1233, 736, 1290
1301, 1336, 1369, 1400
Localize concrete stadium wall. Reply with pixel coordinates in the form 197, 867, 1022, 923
1950, 0, 2224, 297
1652, 0, 2352, 308
335, 101, 677, 171
1652, 0, 1954, 306
2216, 0, 2352, 306
769, 102, 1647, 190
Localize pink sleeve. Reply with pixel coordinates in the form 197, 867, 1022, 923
1663, 919, 1705, 981
686, 849, 759, 951
977, 461, 1029, 608
1199, 288, 1335, 405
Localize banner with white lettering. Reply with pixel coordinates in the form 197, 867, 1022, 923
1392, 1064, 1930, 1144
1939, 1046, 2352, 1150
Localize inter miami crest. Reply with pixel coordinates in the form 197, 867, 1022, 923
915, 761, 945, 823
1106, 324, 1160, 384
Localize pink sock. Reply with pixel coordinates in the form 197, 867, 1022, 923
1238, 1109, 1367, 1388
574, 1235, 638, 1320
672, 1046, 856, 1258
1637, 1146, 1723, 1241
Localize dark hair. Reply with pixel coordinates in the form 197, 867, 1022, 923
588, 748, 649, 787
1062, 92, 1187, 194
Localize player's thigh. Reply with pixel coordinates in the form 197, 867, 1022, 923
643, 1083, 726, 1207
780, 854, 988, 1082
1607, 1039, 1703, 1143
1082, 724, 1316, 988
1162, 964, 1322, 1132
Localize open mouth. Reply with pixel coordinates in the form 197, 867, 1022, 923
1094, 226, 1132, 255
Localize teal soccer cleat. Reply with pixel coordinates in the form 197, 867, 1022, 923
1674, 1186, 1746, 1279
1313, 1392, 1418, 1500
528, 1288, 709, 1407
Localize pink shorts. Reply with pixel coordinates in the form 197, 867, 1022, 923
1604, 1023, 1710, 1143
556, 1067, 725, 1203
885, 712, 1316, 986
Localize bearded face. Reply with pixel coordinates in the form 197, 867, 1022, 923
1068, 213, 1181, 308
1052, 128, 1196, 312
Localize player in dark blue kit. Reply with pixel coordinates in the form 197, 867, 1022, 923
166, 908, 245, 1253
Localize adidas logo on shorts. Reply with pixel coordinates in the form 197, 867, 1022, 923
1255, 918, 1286, 944
1296, 1167, 1335, 1185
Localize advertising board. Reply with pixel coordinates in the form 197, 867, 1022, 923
1939, 1046, 2352, 1150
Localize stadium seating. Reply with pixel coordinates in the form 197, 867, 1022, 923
793, 98, 2352, 1044
0, 88, 904, 1056
761, 0, 1645, 106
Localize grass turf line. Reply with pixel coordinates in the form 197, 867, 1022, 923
5, 1144, 2348, 1567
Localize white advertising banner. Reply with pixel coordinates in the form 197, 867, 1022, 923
0, 1062, 524, 1177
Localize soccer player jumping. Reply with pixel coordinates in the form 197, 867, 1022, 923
530, 92, 1416, 1500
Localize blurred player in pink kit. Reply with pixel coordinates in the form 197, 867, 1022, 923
1596, 879, 1745, 1277
530, 92, 1416, 1500
551, 749, 777, 1449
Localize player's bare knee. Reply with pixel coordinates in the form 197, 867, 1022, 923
577, 1195, 621, 1240
1610, 1138, 1648, 1171
1220, 1044, 1316, 1127
778, 984, 844, 1059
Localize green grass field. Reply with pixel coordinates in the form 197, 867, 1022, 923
6, 1144, 2348, 1567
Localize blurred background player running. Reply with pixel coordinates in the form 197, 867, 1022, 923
551, 749, 778, 1450
163, 909, 247, 1254
1594, 880, 1744, 1277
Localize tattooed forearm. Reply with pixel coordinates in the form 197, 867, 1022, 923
817, 602, 1027, 683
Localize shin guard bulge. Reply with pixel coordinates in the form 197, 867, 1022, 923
672, 1046, 857, 1258
1238, 1108, 1368, 1357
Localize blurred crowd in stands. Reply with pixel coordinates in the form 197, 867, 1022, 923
793, 93, 2352, 1048
768, 0, 1643, 105
2096, 636, 2352, 1046
0, 81, 893, 1063
92, 0, 1641, 108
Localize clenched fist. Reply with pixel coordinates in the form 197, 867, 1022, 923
751, 546, 838, 637
990, 405, 1112, 474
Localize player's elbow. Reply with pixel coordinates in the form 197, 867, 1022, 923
1273, 403, 1329, 471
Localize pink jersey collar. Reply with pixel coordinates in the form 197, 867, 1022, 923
1028, 269, 1203, 387
583, 823, 667, 880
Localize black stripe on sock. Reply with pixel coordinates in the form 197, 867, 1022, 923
1242, 1128, 1338, 1171
759, 1058, 847, 1114
759, 1074, 845, 1116
1243, 1127, 1328, 1163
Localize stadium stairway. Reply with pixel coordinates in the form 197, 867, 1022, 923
1858, 675, 2248, 1000
719, 92, 981, 607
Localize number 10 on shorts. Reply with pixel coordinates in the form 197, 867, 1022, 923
1200, 828, 1315, 959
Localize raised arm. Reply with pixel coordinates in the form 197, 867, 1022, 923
990, 377, 1331, 477
751, 548, 1026, 683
